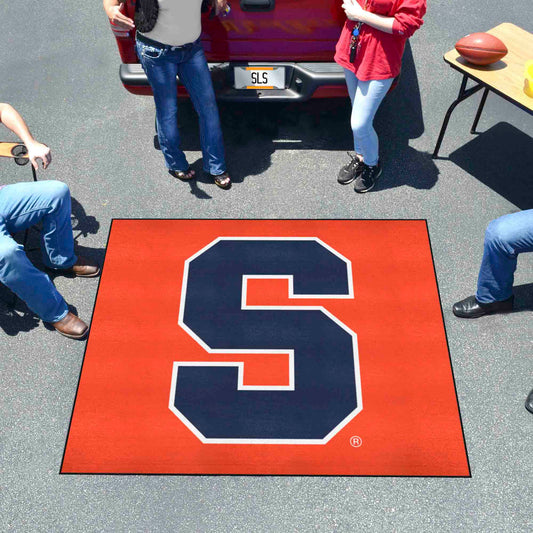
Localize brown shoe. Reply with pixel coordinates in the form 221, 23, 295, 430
52, 312, 89, 340
70, 256, 100, 278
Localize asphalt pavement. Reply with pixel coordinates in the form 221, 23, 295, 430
0, 1, 531, 531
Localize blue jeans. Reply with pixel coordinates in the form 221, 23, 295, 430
476, 209, 533, 303
344, 70, 393, 166
0, 181, 76, 322
136, 37, 226, 175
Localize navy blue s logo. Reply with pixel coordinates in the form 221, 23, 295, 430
171, 238, 362, 444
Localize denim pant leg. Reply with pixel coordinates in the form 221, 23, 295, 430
137, 41, 189, 172
0, 182, 74, 322
476, 209, 533, 303
178, 42, 226, 175
0, 181, 77, 269
344, 69, 393, 166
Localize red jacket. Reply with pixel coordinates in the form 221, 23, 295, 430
334, 0, 426, 81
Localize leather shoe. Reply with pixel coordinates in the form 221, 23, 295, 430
526, 389, 533, 414
69, 256, 100, 278
52, 312, 89, 339
452, 295, 514, 318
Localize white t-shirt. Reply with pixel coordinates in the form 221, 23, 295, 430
143, 0, 203, 47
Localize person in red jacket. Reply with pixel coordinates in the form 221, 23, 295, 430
335, 0, 426, 193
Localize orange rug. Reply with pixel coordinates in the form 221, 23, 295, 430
62, 220, 470, 476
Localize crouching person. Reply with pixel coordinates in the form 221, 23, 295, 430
0, 103, 99, 339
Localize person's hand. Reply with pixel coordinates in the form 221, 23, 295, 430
342, 0, 367, 22
105, 3, 135, 30
213, 0, 228, 16
26, 140, 51, 170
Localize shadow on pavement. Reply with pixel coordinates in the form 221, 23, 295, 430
0, 302, 40, 336
0, 196, 104, 336
71, 196, 100, 240
173, 41, 438, 191
513, 282, 533, 313
373, 42, 439, 192
449, 122, 533, 210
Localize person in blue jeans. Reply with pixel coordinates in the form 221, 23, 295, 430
452, 210, 533, 415
453, 210, 533, 318
0, 103, 99, 339
334, 0, 426, 193
103, 0, 231, 189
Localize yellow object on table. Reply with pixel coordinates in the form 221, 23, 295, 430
525, 60, 533, 97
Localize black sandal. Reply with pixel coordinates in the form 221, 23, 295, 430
169, 168, 195, 181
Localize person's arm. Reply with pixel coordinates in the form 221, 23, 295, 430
342, 0, 394, 33
103, 0, 134, 30
342, 0, 425, 38
0, 103, 51, 170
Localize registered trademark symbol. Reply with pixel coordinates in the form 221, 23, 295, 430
350, 436, 362, 448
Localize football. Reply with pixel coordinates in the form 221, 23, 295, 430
455, 32, 508, 65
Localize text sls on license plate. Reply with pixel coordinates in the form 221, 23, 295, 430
234, 67, 285, 90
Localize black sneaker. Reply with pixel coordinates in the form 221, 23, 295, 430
354, 161, 382, 193
337, 153, 364, 184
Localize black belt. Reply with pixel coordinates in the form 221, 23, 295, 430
136, 32, 192, 49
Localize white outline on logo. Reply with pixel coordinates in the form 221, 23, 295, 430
170, 237, 363, 445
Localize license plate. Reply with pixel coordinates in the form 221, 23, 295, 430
234, 67, 285, 90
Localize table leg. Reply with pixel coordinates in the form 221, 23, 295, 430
432, 75, 484, 158
470, 88, 489, 134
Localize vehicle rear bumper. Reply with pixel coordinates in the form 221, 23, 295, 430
120, 62, 347, 101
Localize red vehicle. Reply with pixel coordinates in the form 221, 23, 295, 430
112, 0, 348, 101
